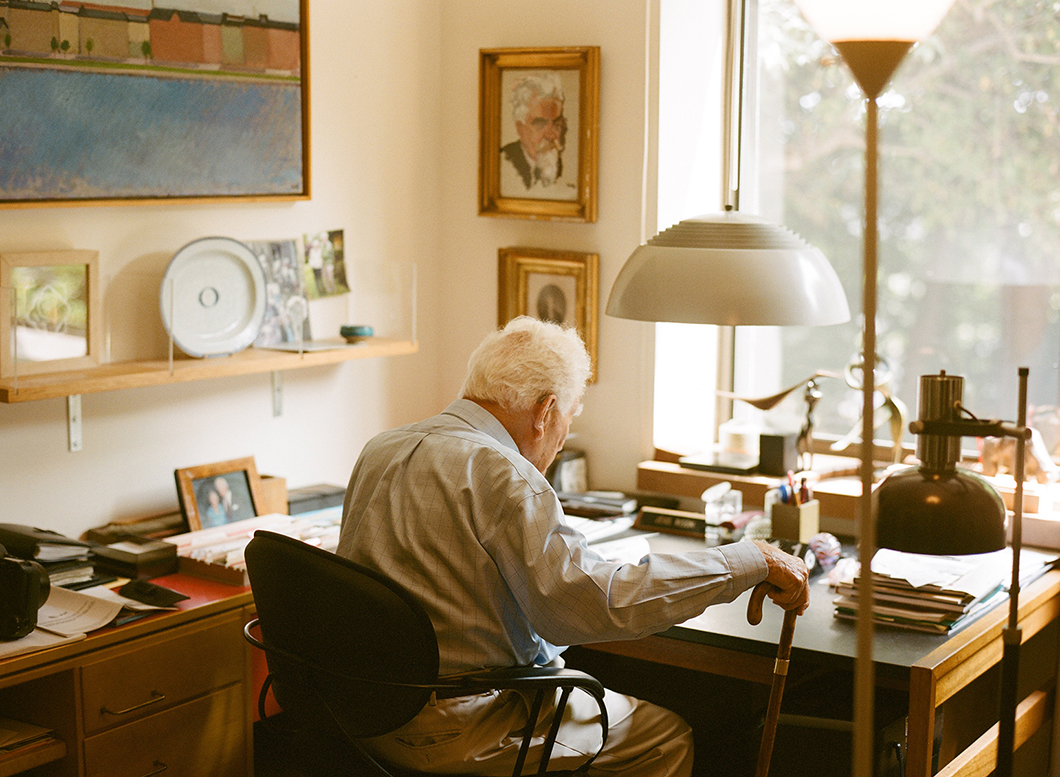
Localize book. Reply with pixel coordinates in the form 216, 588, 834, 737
0, 524, 93, 562
557, 491, 638, 514
41, 558, 97, 587
832, 547, 1057, 634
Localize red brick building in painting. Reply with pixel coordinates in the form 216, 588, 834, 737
0, 1, 301, 76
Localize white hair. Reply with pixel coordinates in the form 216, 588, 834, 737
509, 72, 565, 124
461, 316, 590, 416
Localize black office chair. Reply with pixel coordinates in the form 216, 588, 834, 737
243, 530, 609, 777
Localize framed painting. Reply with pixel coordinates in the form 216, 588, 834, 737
0, 0, 310, 207
479, 47, 599, 222
498, 247, 599, 381
0, 250, 102, 378
175, 456, 264, 532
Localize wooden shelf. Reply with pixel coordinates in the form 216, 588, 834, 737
0, 338, 417, 403
0, 736, 66, 777
636, 456, 862, 528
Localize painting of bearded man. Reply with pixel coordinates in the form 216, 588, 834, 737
499, 70, 580, 201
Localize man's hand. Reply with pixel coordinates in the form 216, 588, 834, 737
752, 540, 810, 614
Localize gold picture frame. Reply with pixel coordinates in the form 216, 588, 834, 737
0, 249, 102, 379
175, 456, 265, 532
479, 46, 600, 222
498, 247, 599, 382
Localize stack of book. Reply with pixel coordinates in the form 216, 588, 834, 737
558, 491, 638, 518
833, 547, 1057, 634
0, 524, 114, 590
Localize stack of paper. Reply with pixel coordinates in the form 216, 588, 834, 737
833, 547, 1057, 634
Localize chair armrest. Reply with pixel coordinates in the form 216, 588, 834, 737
440, 666, 606, 700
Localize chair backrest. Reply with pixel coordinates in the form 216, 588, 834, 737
244, 530, 439, 738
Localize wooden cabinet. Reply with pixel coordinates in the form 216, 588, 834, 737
84, 684, 246, 777
0, 580, 254, 777
80, 613, 244, 734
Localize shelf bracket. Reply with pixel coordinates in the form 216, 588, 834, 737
67, 394, 83, 452
271, 371, 283, 417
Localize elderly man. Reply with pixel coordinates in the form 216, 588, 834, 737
501, 72, 576, 198
336, 316, 808, 776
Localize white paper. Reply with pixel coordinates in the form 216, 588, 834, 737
871, 547, 1056, 597
590, 536, 653, 564
0, 628, 84, 660
564, 515, 636, 543
36, 586, 123, 637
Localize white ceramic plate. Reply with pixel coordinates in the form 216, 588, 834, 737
160, 237, 266, 357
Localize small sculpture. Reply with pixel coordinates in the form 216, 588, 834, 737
829, 353, 907, 464
717, 370, 840, 471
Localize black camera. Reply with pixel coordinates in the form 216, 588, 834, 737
0, 543, 50, 640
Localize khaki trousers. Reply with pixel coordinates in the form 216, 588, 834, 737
361, 685, 694, 776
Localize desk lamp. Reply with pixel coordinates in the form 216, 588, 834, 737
878, 369, 1029, 777
875, 371, 1007, 555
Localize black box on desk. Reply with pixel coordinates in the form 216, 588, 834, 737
287, 484, 346, 515
92, 537, 179, 579
758, 433, 799, 476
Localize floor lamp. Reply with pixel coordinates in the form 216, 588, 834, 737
787, 2, 959, 775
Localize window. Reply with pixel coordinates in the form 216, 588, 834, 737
655, 0, 1060, 461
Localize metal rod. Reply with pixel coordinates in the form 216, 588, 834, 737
854, 94, 879, 777
996, 366, 1029, 777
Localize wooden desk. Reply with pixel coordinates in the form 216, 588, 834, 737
0, 574, 254, 777
584, 534, 1060, 777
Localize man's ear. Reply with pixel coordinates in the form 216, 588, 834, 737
531, 395, 557, 436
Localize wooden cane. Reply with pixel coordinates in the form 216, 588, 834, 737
746, 582, 799, 777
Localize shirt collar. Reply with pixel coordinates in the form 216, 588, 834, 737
441, 399, 519, 453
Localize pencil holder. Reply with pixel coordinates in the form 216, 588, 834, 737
768, 497, 820, 543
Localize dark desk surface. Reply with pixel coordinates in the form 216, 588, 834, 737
643, 533, 979, 678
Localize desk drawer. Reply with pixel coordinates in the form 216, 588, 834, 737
81, 612, 244, 734
84, 682, 246, 777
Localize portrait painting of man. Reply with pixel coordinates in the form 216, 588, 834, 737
499, 69, 580, 201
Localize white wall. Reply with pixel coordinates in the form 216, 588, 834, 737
0, 0, 673, 540
437, 0, 660, 493
0, 0, 447, 536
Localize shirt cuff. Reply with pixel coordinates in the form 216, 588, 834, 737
715, 540, 769, 591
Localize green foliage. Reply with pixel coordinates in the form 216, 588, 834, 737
762, 0, 1060, 432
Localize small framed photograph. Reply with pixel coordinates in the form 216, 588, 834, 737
175, 456, 264, 532
498, 247, 598, 381
479, 46, 600, 222
0, 250, 102, 379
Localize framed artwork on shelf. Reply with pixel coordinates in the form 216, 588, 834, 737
479, 46, 599, 222
175, 456, 264, 532
498, 247, 599, 382
0, 0, 309, 207
0, 249, 102, 379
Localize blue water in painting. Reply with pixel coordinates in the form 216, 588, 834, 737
0, 67, 303, 201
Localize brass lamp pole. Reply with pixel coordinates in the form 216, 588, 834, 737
788, 4, 956, 776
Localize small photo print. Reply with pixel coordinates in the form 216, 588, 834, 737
303, 229, 350, 299
246, 239, 312, 346
193, 471, 256, 529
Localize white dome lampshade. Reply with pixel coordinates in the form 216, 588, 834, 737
606, 210, 850, 327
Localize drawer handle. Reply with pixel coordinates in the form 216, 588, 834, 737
100, 690, 166, 716
142, 760, 168, 776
